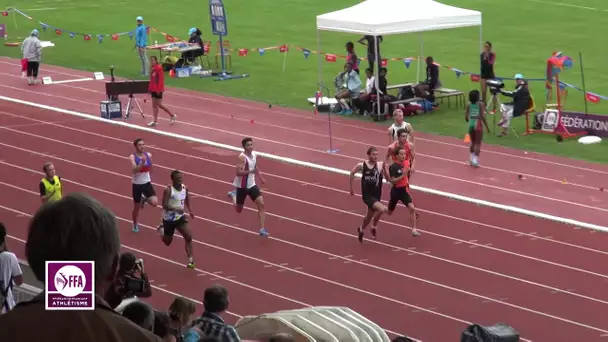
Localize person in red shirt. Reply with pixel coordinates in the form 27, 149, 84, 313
388, 146, 420, 237
148, 55, 176, 127
385, 128, 415, 179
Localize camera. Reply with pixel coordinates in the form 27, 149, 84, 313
125, 277, 145, 292
486, 79, 504, 95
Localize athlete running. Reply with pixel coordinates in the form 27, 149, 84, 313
388, 109, 414, 143
388, 146, 420, 237
349, 146, 389, 242
158, 170, 195, 268
385, 128, 416, 180
129, 138, 158, 232
228, 137, 268, 237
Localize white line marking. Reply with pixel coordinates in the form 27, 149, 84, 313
4, 59, 605, 176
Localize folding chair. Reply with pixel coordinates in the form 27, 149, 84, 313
214, 40, 232, 69
197, 41, 211, 69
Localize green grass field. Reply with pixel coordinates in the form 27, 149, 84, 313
2, 0, 608, 163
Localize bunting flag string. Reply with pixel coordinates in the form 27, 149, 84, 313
3, 6, 607, 103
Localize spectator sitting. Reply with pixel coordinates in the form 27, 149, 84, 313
413, 56, 440, 103
184, 284, 240, 342
0, 222, 24, 313
269, 333, 296, 342
334, 62, 361, 115
176, 28, 204, 68
168, 296, 197, 341
356, 68, 375, 115
0, 193, 162, 341
345, 41, 359, 74
154, 311, 177, 342
123, 300, 155, 331
105, 251, 152, 309
497, 74, 530, 137
369, 67, 397, 116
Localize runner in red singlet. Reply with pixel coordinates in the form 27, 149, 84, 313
385, 128, 416, 179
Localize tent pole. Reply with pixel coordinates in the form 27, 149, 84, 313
374, 35, 381, 118
417, 34, 423, 82
316, 29, 323, 92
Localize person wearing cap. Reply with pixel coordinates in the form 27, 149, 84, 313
21, 29, 42, 85
177, 27, 203, 68
135, 16, 149, 76
497, 73, 530, 137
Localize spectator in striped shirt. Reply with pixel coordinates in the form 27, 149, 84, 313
184, 285, 240, 342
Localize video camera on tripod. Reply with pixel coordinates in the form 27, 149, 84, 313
486, 79, 505, 95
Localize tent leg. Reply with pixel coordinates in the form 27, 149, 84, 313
316, 29, 323, 92
374, 35, 381, 118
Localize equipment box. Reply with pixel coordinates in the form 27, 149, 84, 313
100, 100, 122, 119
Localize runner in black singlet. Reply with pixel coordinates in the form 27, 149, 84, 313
349, 146, 389, 242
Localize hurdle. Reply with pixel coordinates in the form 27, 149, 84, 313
42, 72, 105, 85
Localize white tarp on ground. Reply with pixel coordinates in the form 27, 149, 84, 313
316, 0, 481, 35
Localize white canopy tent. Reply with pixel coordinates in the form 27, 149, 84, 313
315, 0, 482, 115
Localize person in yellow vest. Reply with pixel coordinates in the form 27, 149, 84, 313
39, 162, 62, 203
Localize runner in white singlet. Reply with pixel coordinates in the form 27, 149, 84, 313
158, 170, 195, 269
129, 138, 158, 233
228, 137, 268, 236
388, 109, 414, 144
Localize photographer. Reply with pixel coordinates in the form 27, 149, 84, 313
497, 74, 530, 137
105, 252, 152, 309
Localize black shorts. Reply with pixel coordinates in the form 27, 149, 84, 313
150, 92, 163, 99
235, 185, 262, 205
388, 186, 412, 211
362, 194, 381, 211
132, 182, 156, 203
468, 127, 483, 144
162, 216, 188, 237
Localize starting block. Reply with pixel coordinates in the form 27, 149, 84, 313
42, 71, 105, 85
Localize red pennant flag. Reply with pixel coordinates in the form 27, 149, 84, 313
381, 59, 388, 67
84, 34, 91, 41
470, 74, 480, 82
55, 29, 61, 35
146, 26, 150, 34
238, 49, 248, 57
165, 35, 175, 42
586, 92, 600, 103
1, 11, 8, 17
325, 54, 337, 62
279, 44, 288, 53
111, 34, 119, 41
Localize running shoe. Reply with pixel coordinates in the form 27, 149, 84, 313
156, 224, 164, 236
187, 262, 196, 269
147, 121, 157, 127
412, 229, 421, 237
259, 228, 269, 237
357, 227, 364, 243
170, 115, 177, 125
227, 190, 236, 199
371, 227, 377, 240
132, 224, 139, 233
342, 109, 353, 115
139, 196, 147, 209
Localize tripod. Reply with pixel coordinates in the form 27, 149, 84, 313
124, 94, 145, 121
486, 90, 502, 135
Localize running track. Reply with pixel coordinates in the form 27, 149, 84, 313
1, 58, 608, 341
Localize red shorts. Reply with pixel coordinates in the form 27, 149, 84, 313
21, 59, 28, 72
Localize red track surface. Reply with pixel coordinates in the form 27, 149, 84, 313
1, 58, 608, 341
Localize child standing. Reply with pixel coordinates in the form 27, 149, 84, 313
465, 90, 490, 167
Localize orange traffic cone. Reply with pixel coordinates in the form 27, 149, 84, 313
464, 134, 471, 143
169, 69, 176, 78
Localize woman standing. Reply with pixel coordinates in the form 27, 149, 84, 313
345, 41, 359, 74
21, 29, 42, 85
148, 55, 177, 127
480, 41, 496, 108
465, 90, 490, 167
